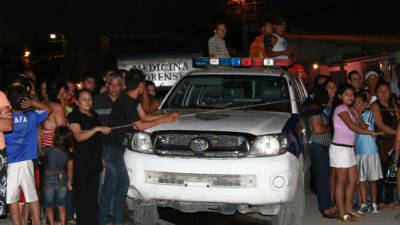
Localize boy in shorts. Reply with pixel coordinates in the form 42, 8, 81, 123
5, 86, 51, 225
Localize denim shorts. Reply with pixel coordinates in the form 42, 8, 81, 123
43, 174, 67, 208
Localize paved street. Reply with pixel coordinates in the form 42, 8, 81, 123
1, 193, 400, 225
157, 194, 400, 225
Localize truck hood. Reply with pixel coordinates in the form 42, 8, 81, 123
146, 110, 291, 136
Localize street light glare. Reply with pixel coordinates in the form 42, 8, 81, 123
24, 51, 31, 57
313, 63, 319, 70
50, 34, 56, 39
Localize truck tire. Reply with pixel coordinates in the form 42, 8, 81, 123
272, 168, 305, 225
132, 200, 159, 225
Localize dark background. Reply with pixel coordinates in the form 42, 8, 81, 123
1, 0, 399, 87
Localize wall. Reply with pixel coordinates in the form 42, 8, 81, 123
308, 55, 391, 89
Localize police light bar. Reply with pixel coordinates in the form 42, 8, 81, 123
193, 57, 292, 67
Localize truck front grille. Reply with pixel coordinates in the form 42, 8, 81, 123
152, 131, 254, 158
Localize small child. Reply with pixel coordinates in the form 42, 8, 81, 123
42, 126, 74, 225
353, 91, 383, 214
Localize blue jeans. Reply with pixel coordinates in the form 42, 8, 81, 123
309, 143, 333, 211
98, 146, 130, 225
98, 170, 114, 215
43, 174, 67, 208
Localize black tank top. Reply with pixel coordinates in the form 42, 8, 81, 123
376, 99, 397, 130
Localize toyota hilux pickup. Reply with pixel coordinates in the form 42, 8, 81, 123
124, 57, 309, 225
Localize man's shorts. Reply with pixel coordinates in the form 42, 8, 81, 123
19, 163, 40, 203
7, 160, 38, 204
43, 174, 67, 208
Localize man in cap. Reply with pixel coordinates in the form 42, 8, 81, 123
365, 71, 380, 104
270, 17, 292, 59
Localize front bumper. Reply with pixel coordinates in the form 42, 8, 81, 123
124, 150, 300, 205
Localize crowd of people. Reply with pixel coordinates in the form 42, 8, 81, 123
0, 69, 178, 225
306, 67, 400, 222
1, 17, 400, 225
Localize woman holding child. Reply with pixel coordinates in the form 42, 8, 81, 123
330, 84, 383, 222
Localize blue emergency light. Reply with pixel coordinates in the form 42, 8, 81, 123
231, 58, 241, 66
219, 58, 230, 66
193, 57, 291, 68
193, 57, 209, 66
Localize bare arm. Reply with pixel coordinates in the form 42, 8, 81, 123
67, 159, 73, 190
141, 87, 151, 113
269, 50, 291, 57
311, 118, 331, 135
338, 111, 376, 135
134, 113, 179, 131
22, 98, 53, 113
69, 123, 110, 142
351, 108, 368, 129
137, 104, 166, 121
395, 124, 400, 162
395, 103, 400, 121
371, 103, 396, 135
149, 99, 160, 113
0, 106, 12, 132
54, 104, 67, 126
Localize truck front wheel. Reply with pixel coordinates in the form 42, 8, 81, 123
272, 170, 305, 225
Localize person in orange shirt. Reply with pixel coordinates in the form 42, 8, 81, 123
288, 64, 308, 85
249, 20, 274, 58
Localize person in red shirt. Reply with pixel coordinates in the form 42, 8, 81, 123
249, 20, 274, 58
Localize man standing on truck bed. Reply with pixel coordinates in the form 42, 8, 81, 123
249, 20, 274, 58
208, 22, 231, 58
98, 69, 179, 225
270, 17, 292, 59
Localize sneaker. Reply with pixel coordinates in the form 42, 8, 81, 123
357, 203, 369, 215
371, 203, 379, 214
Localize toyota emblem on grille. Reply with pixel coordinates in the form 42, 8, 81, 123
189, 138, 209, 152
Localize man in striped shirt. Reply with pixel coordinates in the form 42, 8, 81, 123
208, 22, 230, 58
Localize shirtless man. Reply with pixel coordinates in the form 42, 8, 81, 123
42, 80, 67, 148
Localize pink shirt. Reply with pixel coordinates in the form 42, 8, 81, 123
332, 104, 356, 146
0, 91, 10, 149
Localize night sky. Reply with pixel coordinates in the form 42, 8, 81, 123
1, 0, 399, 83
1, 0, 398, 42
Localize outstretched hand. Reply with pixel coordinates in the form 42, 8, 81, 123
164, 112, 180, 122
372, 131, 385, 137
96, 126, 111, 135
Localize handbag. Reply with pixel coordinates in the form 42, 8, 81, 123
384, 150, 398, 184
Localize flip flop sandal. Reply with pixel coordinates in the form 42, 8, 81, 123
338, 213, 358, 223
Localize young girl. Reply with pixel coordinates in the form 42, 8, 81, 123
354, 92, 382, 215
42, 126, 74, 225
329, 84, 382, 222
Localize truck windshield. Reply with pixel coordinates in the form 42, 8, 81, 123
164, 75, 291, 112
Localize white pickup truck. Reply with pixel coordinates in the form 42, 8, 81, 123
124, 59, 309, 225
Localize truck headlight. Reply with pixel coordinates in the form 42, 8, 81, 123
249, 134, 289, 157
129, 132, 153, 153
